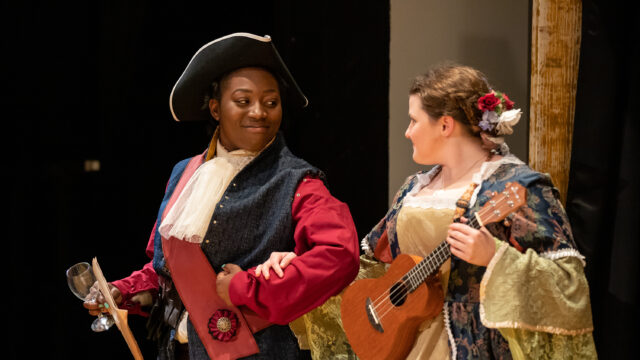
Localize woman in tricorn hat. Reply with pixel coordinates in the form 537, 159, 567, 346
85, 33, 360, 360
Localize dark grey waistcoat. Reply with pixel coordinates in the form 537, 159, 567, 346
154, 133, 322, 359
200, 133, 323, 271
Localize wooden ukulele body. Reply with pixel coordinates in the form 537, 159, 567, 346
340, 254, 444, 360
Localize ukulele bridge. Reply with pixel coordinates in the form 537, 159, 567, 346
365, 297, 384, 333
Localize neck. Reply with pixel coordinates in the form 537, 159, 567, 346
439, 137, 489, 189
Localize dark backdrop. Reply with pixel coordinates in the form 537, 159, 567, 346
567, 0, 639, 358
7, 1, 389, 358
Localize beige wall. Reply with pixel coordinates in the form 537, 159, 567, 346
389, 0, 530, 203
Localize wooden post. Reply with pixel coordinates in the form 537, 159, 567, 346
529, 0, 582, 204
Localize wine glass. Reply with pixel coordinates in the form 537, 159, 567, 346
66, 262, 115, 332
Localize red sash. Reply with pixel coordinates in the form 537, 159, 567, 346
161, 154, 270, 359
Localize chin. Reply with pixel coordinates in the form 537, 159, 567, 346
247, 140, 271, 152
413, 156, 435, 166
412, 152, 427, 165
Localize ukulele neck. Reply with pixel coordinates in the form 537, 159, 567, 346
401, 214, 483, 293
402, 240, 450, 292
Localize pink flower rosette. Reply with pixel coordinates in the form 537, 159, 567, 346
208, 309, 239, 341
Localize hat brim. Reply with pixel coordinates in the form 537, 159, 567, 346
169, 33, 308, 122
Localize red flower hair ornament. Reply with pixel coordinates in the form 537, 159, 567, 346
477, 93, 501, 112
477, 90, 521, 136
208, 309, 239, 341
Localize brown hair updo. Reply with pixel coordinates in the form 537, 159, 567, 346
409, 64, 493, 137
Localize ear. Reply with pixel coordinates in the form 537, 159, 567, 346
440, 115, 456, 137
209, 99, 221, 121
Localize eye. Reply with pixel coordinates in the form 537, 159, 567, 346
234, 98, 250, 105
264, 99, 279, 107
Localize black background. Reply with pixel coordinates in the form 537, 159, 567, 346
566, 0, 639, 358
7, 1, 389, 358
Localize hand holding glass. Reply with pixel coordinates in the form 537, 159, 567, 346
66, 262, 115, 332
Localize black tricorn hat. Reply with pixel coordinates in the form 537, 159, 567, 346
169, 32, 308, 122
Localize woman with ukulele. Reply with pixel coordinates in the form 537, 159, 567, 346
355, 64, 597, 359
263, 64, 597, 359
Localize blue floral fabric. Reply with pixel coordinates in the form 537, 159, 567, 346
363, 161, 580, 359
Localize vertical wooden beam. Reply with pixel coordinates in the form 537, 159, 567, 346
530, 0, 582, 204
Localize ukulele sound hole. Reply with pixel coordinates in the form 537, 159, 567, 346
389, 282, 408, 307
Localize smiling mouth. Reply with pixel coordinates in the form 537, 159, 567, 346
242, 125, 269, 133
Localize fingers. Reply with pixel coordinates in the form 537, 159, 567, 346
254, 252, 297, 280
262, 253, 280, 279
83, 300, 100, 316
269, 252, 291, 278
446, 235, 466, 256
255, 264, 264, 277
271, 260, 283, 278
83, 281, 112, 315
258, 254, 283, 280
447, 222, 496, 266
280, 252, 297, 268
446, 234, 464, 248
110, 284, 123, 305
83, 300, 110, 315
222, 263, 242, 274
447, 231, 474, 263
448, 229, 468, 242
449, 222, 474, 234
447, 225, 471, 262
448, 244, 470, 263
260, 262, 272, 280
215, 271, 233, 307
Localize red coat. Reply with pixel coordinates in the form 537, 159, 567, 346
112, 176, 360, 324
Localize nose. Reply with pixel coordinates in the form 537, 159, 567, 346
248, 102, 267, 119
405, 124, 411, 139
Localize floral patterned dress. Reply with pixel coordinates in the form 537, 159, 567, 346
361, 155, 597, 360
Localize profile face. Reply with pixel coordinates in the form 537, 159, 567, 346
405, 94, 444, 165
209, 67, 283, 152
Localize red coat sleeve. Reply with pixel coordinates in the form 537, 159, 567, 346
111, 221, 160, 316
228, 177, 360, 324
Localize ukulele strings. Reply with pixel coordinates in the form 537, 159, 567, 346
369, 193, 514, 321
371, 192, 514, 320
375, 244, 450, 321
371, 193, 509, 319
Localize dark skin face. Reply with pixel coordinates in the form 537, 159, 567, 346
209, 67, 283, 152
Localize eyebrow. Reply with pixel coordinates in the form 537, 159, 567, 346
231, 88, 279, 95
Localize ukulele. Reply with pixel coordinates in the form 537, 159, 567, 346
340, 182, 526, 360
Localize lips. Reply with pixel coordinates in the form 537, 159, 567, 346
242, 125, 269, 133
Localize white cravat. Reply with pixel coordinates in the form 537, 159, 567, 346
158, 141, 256, 244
